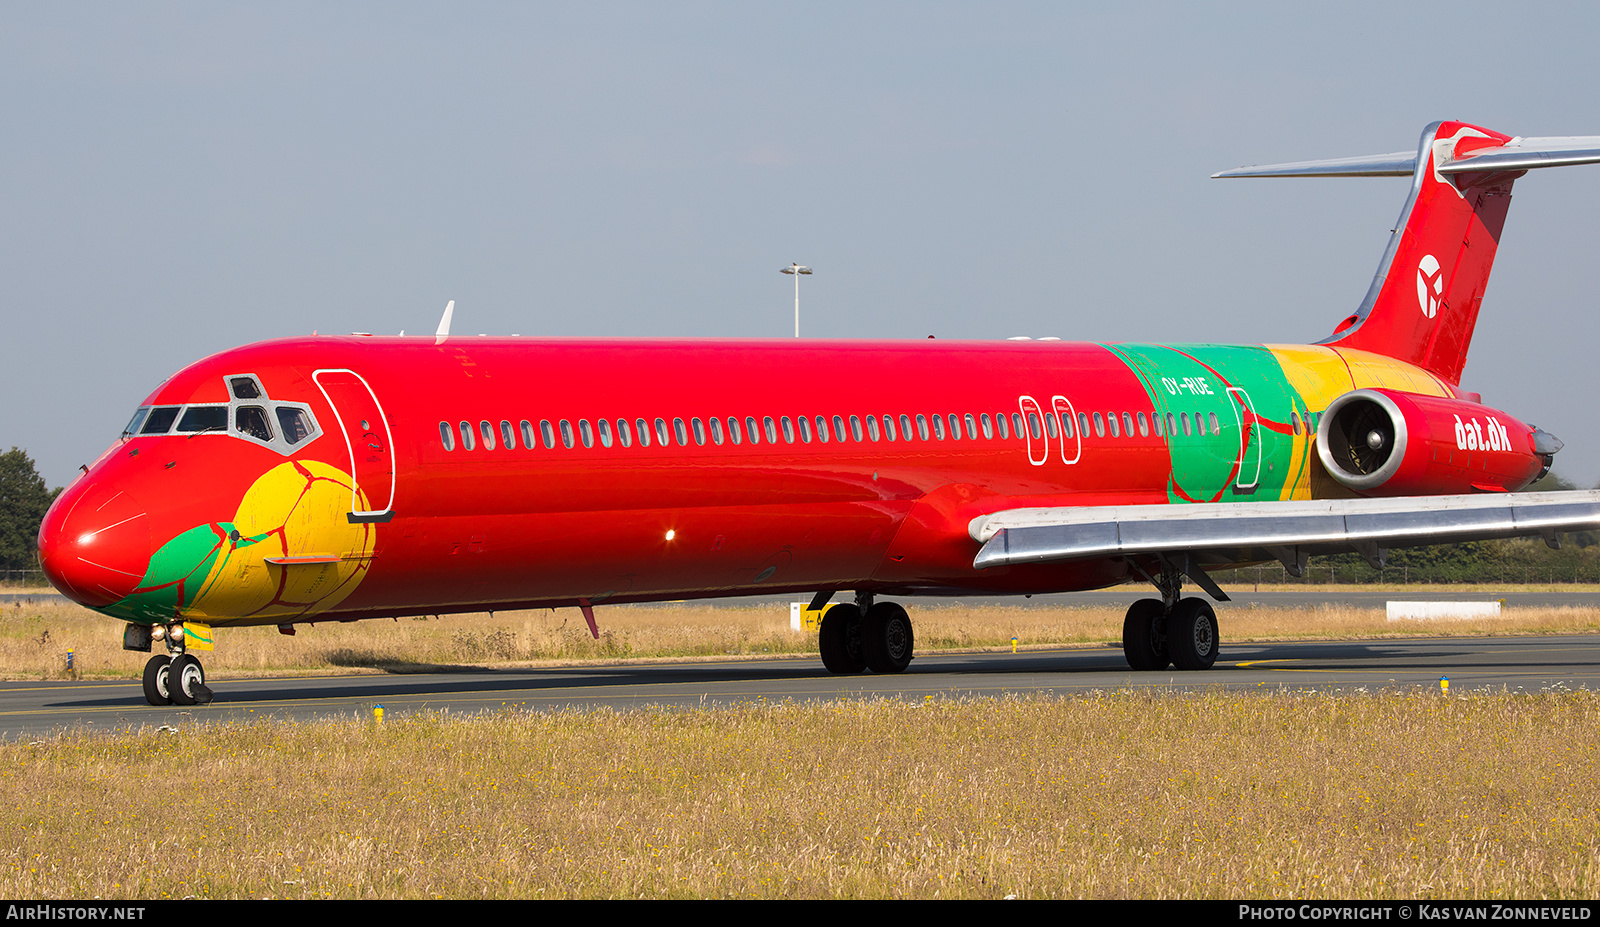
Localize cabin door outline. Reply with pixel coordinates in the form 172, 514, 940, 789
312, 368, 397, 522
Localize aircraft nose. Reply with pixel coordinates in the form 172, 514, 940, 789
37, 480, 152, 609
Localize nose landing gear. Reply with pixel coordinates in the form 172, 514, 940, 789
140, 624, 214, 706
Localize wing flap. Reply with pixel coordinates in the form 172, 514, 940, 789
971, 490, 1600, 570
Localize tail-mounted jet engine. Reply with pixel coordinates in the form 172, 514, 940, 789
1316, 388, 1562, 496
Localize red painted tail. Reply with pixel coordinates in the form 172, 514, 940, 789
1321, 121, 1521, 384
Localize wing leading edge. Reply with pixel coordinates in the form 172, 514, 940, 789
970, 490, 1600, 579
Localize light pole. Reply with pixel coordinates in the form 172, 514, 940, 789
780, 263, 812, 337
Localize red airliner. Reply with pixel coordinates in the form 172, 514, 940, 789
36, 120, 1600, 706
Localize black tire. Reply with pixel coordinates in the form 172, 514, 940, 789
1168, 598, 1219, 670
1123, 598, 1170, 671
168, 654, 205, 705
142, 655, 172, 706
818, 603, 865, 674
861, 602, 914, 674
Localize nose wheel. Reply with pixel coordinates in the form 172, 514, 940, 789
142, 653, 212, 706
142, 655, 171, 706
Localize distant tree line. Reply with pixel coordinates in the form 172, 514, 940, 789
0, 448, 60, 577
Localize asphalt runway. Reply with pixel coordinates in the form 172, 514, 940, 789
4, 633, 1598, 740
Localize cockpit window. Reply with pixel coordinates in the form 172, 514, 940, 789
141, 407, 181, 435
176, 406, 228, 433
230, 377, 262, 400
276, 407, 313, 445
122, 408, 150, 439
235, 406, 273, 442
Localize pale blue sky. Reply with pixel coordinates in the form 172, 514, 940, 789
5, 2, 1599, 488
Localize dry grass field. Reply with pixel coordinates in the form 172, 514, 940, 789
2, 691, 1597, 899
3, 592, 1600, 681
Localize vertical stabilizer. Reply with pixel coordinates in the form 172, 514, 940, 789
1215, 122, 1600, 385
1320, 121, 1518, 384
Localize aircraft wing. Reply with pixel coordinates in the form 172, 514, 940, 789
969, 490, 1600, 593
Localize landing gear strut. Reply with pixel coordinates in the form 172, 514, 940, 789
818, 593, 914, 675
1121, 560, 1222, 671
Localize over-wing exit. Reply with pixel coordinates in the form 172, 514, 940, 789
36, 120, 1600, 704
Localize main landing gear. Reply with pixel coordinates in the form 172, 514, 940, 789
818, 593, 914, 675
1122, 561, 1221, 671
140, 624, 214, 706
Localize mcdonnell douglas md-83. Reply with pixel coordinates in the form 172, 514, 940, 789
36, 120, 1600, 705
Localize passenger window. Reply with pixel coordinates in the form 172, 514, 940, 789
618, 419, 633, 448
1180, 412, 1192, 437
964, 414, 977, 439
1045, 413, 1058, 439
865, 416, 880, 442
1152, 413, 1163, 437
996, 413, 1010, 440
1107, 413, 1120, 438
746, 416, 761, 445
932, 415, 946, 440
655, 418, 670, 446
833, 416, 847, 442
692, 418, 707, 446
948, 414, 961, 439
439, 421, 455, 450
728, 417, 743, 445
1078, 412, 1090, 437
1123, 412, 1134, 436
1137, 412, 1149, 437
636, 419, 651, 448
521, 420, 535, 449
1196, 413, 1207, 437
579, 420, 594, 449
1093, 413, 1105, 438
176, 406, 228, 433
560, 420, 575, 449
479, 420, 496, 450
460, 421, 476, 450
236, 406, 273, 442
799, 416, 813, 443
916, 414, 930, 441
501, 420, 515, 449
229, 377, 261, 400
781, 416, 796, 443
813, 416, 828, 443
882, 415, 896, 442
1292, 412, 1302, 435
1210, 412, 1221, 435
1060, 413, 1073, 439
850, 415, 864, 442
1012, 412, 1025, 437
899, 414, 912, 441
599, 419, 614, 448
541, 420, 557, 449
1167, 413, 1176, 436
673, 418, 689, 446
764, 416, 778, 444
710, 417, 724, 445
1026, 413, 1040, 440
980, 414, 993, 439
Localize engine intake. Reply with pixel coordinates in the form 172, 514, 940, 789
1315, 389, 1556, 496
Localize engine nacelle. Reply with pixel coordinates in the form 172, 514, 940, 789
1315, 389, 1560, 496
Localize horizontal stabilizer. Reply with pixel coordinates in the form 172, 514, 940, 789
1213, 135, 1600, 179
970, 490, 1600, 570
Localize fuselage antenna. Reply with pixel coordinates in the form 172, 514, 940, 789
434, 300, 455, 345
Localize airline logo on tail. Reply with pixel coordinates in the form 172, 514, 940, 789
1416, 254, 1443, 318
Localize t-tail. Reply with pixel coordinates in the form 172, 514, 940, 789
1216, 121, 1600, 385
